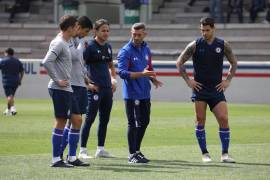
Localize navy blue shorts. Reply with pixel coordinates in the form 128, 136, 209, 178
4, 86, 18, 97
48, 88, 72, 119
71, 85, 87, 115
191, 88, 226, 111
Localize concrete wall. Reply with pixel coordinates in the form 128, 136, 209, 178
0, 59, 269, 104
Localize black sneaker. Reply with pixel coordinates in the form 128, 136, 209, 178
50, 160, 74, 168
67, 159, 90, 166
128, 153, 147, 164
137, 152, 150, 163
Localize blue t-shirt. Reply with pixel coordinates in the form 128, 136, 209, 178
193, 37, 224, 88
83, 39, 112, 88
0, 56, 24, 87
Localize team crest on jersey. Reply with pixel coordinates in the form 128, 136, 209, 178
216, 47, 221, 53
93, 94, 99, 101
135, 100, 140, 106
145, 55, 149, 61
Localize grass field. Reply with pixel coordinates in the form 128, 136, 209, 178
0, 99, 270, 180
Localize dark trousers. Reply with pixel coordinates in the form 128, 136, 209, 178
227, 0, 243, 23
250, 0, 265, 23
125, 99, 151, 154
80, 88, 113, 148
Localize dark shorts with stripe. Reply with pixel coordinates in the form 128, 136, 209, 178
48, 88, 72, 119
191, 87, 226, 111
71, 85, 88, 115
3, 86, 18, 97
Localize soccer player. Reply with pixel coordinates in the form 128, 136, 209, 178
78, 19, 117, 159
176, 17, 237, 163
42, 15, 77, 168
117, 23, 162, 163
60, 16, 93, 167
0, 48, 24, 116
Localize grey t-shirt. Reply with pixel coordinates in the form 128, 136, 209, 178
69, 37, 87, 87
42, 34, 73, 92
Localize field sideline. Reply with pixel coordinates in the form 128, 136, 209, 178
0, 99, 269, 180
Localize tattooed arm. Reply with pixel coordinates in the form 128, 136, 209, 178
176, 41, 202, 91
224, 41, 237, 82
216, 41, 238, 92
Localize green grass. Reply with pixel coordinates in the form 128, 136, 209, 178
0, 99, 270, 180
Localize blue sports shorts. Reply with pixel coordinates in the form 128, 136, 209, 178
71, 85, 87, 115
48, 88, 72, 119
191, 88, 226, 111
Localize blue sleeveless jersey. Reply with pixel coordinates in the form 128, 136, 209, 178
193, 37, 224, 88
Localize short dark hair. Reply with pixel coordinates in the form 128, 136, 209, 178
5, 48, 14, 56
200, 17, 215, 28
59, 15, 77, 31
78, 16, 93, 29
94, 19, 109, 30
131, 22, 146, 31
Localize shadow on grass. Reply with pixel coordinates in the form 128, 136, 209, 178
88, 157, 237, 173
235, 162, 270, 167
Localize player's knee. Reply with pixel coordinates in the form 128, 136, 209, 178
195, 115, 206, 123
218, 115, 228, 123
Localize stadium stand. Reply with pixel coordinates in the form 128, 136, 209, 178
0, 0, 270, 62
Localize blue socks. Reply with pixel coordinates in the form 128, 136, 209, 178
61, 125, 70, 156
195, 125, 208, 154
52, 128, 63, 158
68, 128, 80, 157
219, 128, 230, 154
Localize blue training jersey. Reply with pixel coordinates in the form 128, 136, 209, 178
192, 37, 224, 88
0, 56, 24, 87
117, 40, 153, 100
83, 39, 113, 88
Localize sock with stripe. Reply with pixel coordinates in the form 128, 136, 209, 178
61, 124, 71, 156
195, 125, 208, 154
52, 128, 63, 163
219, 128, 230, 154
68, 128, 80, 160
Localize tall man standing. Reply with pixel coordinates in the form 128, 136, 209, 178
79, 19, 117, 159
117, 23, 162, 164
0, 48, 24, 116
43, 15, 77, 168
176, 17, 237, 163
60, 16, 93, 167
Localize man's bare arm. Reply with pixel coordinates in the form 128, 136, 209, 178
176, 41, 196, 82
224, 41, 237, 82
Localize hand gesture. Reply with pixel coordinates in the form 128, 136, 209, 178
142, 65, 156, 77
151, 78, 163, 89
